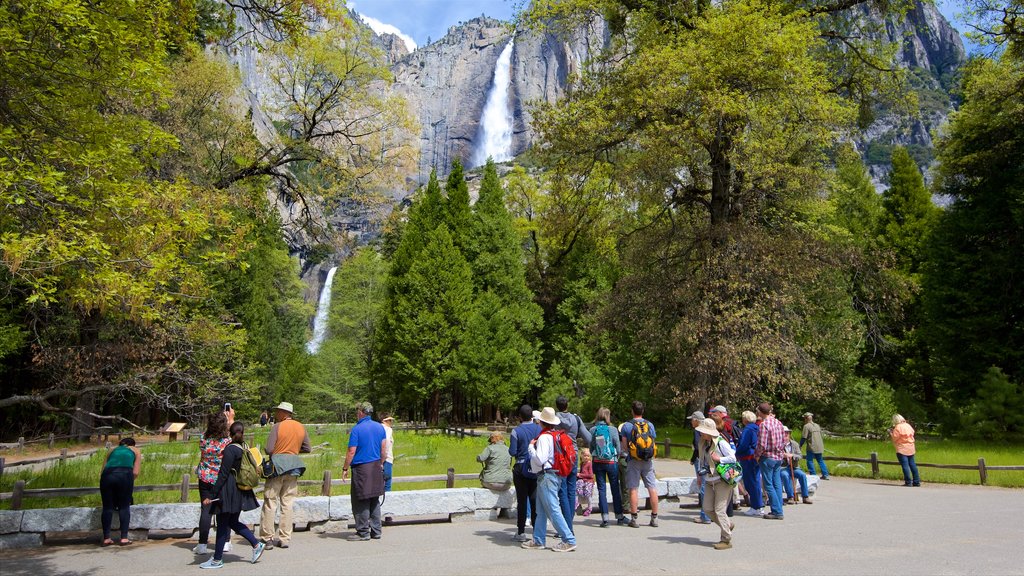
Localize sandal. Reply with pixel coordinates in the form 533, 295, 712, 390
101, 539, 115, 547
119, 539, 133, 546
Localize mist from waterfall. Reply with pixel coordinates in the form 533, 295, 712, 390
305, 266, 338, 355
473, 38, 515, 167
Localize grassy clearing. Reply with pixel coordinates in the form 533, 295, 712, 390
0, 426, 496, 509
654, 424, 1024, 488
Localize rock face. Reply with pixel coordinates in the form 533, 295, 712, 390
390, 16, 609, 181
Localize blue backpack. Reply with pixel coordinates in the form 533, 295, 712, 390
592, 423, 617, 462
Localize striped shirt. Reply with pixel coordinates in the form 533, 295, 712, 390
755, 415, 786, 460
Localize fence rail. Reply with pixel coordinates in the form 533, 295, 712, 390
824, 453, 1024, 485
0, 468, 480, 510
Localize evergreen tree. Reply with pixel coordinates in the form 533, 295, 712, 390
444, 160, 473, 254
880, 147, 939, 274
924, 54, 1024, 412
829, 145, 883, 243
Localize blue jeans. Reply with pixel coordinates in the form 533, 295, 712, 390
214, 512, 258, 561
739, 459, 763, 509
383, 461, 393, 492
535, 471, 575, 546
806, 451, 829, 478
558, 466, 578, 531
694, 464, 710, 521
759, 458, 784, 517
593, 461, 623, 517
781, 468, 808, 498
897, 453, 921, 486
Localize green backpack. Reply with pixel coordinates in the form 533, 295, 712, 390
235, 442, 264, 491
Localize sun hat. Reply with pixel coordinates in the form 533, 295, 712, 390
532, 410, 541, 422
709, 405, 728, 414
688, 411, 705, 421
537, 407, 561, 426
783, 426, 791, 433
275, 402, 294, 414
695, 418, 720, 437
803, 412, 814, 418
382, 416, 394, 422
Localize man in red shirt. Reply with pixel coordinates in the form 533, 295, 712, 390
754, 402, 786, 520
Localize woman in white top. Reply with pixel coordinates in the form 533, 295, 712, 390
696, 417, 738, 550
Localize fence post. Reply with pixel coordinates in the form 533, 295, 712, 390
446, 467, 455, 488
0, 456, 4, 478
18, 437, 24, 450
322, 470, 332, 496
59, 448, 68, 464
12, 480, 25, 510
978, 457, 987, 486
664, 437, 671, 459
180, 473, 190, 503
870, 452, 879, 479
49, 433, 55, 449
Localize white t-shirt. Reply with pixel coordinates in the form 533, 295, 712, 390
384, 426, 394, 464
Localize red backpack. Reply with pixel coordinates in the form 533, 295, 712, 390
543, 428, 577, 477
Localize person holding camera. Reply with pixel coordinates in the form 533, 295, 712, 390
259, 401, 311, 549
194, 410, 232, 556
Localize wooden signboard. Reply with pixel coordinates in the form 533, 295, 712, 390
162, 422, 187, 442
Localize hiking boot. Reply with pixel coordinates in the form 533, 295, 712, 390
551, 542, 577, 552
521, 540, 545, 550
277, 541, 289, 548
713, 541, 733, 550
628, 518, 640, 528
251, 541, 265, 564
649, 516, 659, 528
616, 517, 630, 526
260, 539, 274, 550
803, 497, 813, 504
599, 520, 609, 528
199, 559, 224, 570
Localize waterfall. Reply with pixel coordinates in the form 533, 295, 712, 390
305, 266, 338, 354
473, 38, 515, 167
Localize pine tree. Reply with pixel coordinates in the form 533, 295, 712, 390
444, 159, 473, 255
880, 147, 938, 274
829, 145, 883, 243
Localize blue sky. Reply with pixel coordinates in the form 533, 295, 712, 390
350, 0, 974, 53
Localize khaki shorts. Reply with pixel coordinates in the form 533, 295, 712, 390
625, 459, 656, 489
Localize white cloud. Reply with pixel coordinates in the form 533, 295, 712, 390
355, 12, 418, 51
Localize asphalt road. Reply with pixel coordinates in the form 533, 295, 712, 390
2, 476, 1023, 575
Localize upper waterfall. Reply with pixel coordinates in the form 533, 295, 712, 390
472, 38, 515, 167
305, 266, 338, 355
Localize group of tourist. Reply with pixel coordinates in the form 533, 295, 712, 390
94, 397, 923, 558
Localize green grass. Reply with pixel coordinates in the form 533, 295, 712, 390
654, 424, 1024, 488
0, 426, 495, 510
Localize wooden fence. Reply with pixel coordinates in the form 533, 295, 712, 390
824, 453, 1024, 485
0, 468, 480, 510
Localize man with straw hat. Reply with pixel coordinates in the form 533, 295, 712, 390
260, 401, 311, 549
695, 417, 738, 550
522, 407, 577, 552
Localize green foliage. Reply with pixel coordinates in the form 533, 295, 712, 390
881, 146, 939, 274
962, 367, 1024, 437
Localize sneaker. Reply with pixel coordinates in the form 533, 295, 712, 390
693, 517, 712, 524
521, 540, 545, 550
616, 517, 630, 526
513, 533, 530, 542
628, 518, 640, 528
277, 541, 289, 549
260, 539, 273, 550
803, 498, 813, 504
199, 559, 224, 570
193, 544, 209, 555
551, 542, 577, 553
764, 514, 784, 520
347, 534, 370, 542
223, 541, 232, 553
822, 476, 831, 480
649, 516, 659, 528
599, 520, 609, 528
251, 541, 265, 564
742, 508, 762, 517
713, 541, 733, 550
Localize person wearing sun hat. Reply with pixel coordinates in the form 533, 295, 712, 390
381, 414, 395, 492
695, 418, 738, 550
259, 401, 311, 549
800, 412, 830, 480
522, 407, 577, 553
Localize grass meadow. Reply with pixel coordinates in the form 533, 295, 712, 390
3, 423, 1021, 510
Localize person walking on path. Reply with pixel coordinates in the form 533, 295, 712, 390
194, 412, 232, 555
696, 418, 738, 550
555, 395, 592, 532
800, 413, 830, 480
709, 405, 742, 515
620, 400, 660, 528
100, 437, 141, 547
382, 414, 395, 492
341, 402, 387, 541
522, 407, 577, 552
890, 414, 921, 487
588, 407, 626, 527
736, 410, 764, 517
754, 402, 787, 520
478, 432, 513, 490
576, 448, 595, 516
199, 422, 266, 569
259, 401, 311, 549
509, 404, 541, 542
687, 411, 713, 524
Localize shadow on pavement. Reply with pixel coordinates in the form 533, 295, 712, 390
473, 529, 522, 547
649, 535, 714, 547
0, 549, 101, 576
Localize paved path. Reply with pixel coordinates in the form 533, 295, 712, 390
2, 477, 1023, 575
